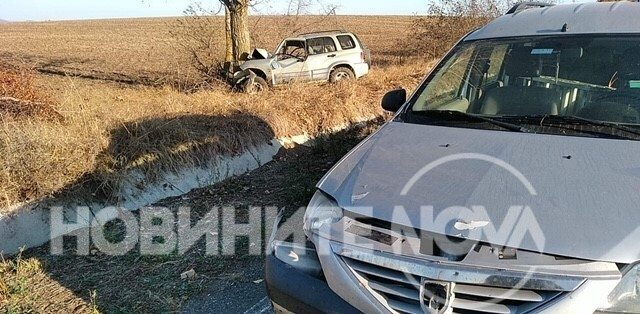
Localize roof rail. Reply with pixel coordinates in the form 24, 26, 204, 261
298, 29, 348, 36
506, 2, 555, 14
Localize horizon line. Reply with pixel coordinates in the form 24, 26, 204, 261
0, 13, 424, 23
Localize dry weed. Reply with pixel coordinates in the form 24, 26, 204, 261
0, 250, 94, 312
0, 63, 62, 121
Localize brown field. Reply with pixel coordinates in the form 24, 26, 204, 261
0, 16, 416, 82
0, 16, 435, 209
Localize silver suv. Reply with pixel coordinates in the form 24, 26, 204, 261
232, 30, 370, 93
266, 2, 640, 314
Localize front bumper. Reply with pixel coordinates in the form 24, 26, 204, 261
266, 210, 623, 314
230, 69, 254, 87
264, 241, 360, 314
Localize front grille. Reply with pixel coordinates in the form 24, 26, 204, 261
342, 256, 567, 314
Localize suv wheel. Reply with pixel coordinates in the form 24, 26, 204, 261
330, 67, 355, 83
245, 76, 269, 94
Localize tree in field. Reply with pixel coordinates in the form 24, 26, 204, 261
219, 0, 251, 65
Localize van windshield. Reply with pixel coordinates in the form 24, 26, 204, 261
409, 36, 640, 137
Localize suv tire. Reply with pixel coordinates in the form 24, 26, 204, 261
245, 76, 269, 94
330, 67, 355, 83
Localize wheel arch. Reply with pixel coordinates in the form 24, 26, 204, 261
330, 63, 355, 75
247, 68, 272, 85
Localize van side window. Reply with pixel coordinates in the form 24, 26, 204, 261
337, 35, 356, 50
486, 45, 508, 84
413, 47, 475, 111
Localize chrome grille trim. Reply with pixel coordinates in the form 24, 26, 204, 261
332, 242, 585, 291
333, 242, 581, 314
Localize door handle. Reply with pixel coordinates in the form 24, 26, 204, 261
327, 54, 336, 57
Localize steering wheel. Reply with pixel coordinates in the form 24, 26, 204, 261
289, 47, 304, 57
578, 92, 640, 123
277, 47, 305, 61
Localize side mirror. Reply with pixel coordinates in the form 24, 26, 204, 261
381, 89, 407, 112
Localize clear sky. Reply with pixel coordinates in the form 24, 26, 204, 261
0, 0, 423, 21
0, 0, 595, 22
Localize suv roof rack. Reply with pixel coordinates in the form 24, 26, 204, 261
298, 29, 348, 36
506, 2, 555, 15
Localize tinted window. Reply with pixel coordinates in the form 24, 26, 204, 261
337, 35, 356, 50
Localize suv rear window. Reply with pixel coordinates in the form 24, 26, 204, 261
337, 35, 356, 50
307, 37, 337, 55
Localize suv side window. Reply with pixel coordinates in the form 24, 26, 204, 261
278, 40, 307, 59
337, 35, 356, 50
307, 37, 337, 55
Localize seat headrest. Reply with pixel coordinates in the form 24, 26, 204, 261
479, 86, 560, 116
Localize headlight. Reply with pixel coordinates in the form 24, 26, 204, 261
596, 263, 640, 313
303, 190, 343, 237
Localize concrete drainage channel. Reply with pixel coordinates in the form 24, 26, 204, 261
0, 134, 312, 255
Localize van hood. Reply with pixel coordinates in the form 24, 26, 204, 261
318, 121, 640, 263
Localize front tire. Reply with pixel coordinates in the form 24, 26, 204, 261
245, 76, 269, 94
329, 67, 355, 83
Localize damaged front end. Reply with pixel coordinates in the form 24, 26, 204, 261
231, 68, 257, 91
228, 48, 273, 93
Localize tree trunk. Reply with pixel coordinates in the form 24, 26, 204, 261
224, 7, 233, 63
229, 1, 251, 62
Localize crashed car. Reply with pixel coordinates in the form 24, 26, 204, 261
266, 2, 640, 313
231, 30, 371, 93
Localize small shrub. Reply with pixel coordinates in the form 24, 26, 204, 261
170, 3, 226, 82
412, 0, 556, 59
0, 63, 62, 121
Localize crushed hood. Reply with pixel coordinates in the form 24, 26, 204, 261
251, 48, 270, 60
318, 122, 640, 263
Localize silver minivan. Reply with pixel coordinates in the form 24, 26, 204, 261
266, 2, 640, 313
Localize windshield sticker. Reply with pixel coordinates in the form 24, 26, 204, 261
531, 48, 555, 55
630, 80, 640, 89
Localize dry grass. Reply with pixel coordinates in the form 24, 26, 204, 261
0, 250, 98, 313
0, 16, 435, 209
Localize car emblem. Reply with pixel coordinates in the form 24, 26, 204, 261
420, 279, 455, 314
453, 220, 489, 231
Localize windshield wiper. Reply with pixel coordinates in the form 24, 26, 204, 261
536, 115, 640, 137
415, 110, 535, 133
